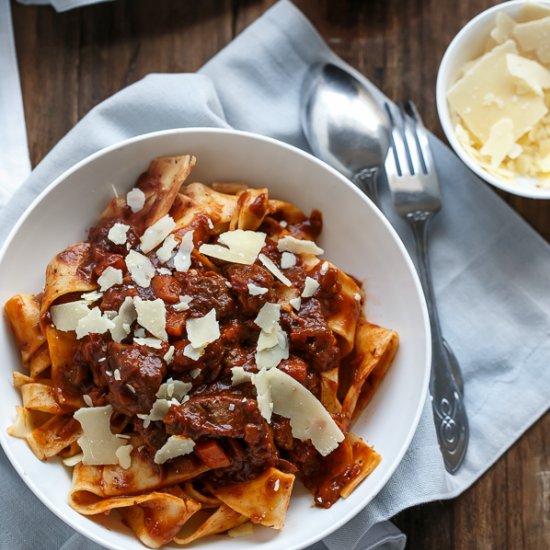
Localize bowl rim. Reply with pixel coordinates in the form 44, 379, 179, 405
436, 0, 550, 200
0, 127, 431, 550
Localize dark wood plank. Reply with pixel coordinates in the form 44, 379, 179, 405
10, 0, 550, 548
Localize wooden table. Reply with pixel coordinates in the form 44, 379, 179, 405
11, 0, 550, 548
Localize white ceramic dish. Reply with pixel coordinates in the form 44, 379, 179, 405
0, 128, 430, 550
436, 0, 550, 200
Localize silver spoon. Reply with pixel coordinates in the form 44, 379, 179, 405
301, 63, 390, 204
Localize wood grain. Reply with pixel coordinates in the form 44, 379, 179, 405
10, 0, 550, 548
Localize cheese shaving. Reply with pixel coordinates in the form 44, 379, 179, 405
125, 250, 155, 288
156, 234, 178, 264
173, 295, 193, 312
156, 378, 192, 401
280, 252, 297, 269
277, 235, 323, 255
81, 290, 103, 302
134, 297, 168, 341
97, 266, 123, 291
73, 405, 125, 465
115, 444, 133, 469
75, 307, 115, 339
50, 300, 90, 332
134, 337, 164, 349
154, 436, 195, 465
140, 215, 176, 254
186, 308, 220, 349
107, 223, 130, 245
258, 254, 291, 286
247, 283, 268, 296
174, 230, 194, 272
301, 276, 320, 298
126, 188, 145, 213
199, 230, 266, 265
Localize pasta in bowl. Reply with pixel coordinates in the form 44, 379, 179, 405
0, 129, 430, 550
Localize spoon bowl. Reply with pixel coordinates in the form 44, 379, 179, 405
301, 63, 390, 202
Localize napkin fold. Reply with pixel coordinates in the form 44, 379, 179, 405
2, 1, 550, 549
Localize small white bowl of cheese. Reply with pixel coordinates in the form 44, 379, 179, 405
437, 0, 550, 199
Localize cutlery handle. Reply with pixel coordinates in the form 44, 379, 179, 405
353, 167, 380, 205
410, 214, 469, 473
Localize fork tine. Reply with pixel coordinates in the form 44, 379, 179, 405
399, 103, 424, 176
406, 101, 433, 175
384, 102, 408, 177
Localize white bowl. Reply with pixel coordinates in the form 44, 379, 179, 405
0, 129, 430, 550
436, 0, 550, 199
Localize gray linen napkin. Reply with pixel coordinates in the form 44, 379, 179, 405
1, 1, 549, 549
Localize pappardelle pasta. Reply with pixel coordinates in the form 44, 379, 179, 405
5, 154, 398, 548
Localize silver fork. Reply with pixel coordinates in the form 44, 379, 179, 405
384, 101, 468, 474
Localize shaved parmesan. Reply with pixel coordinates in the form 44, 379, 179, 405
280, 252, 296, 269
256, 331, 289, 370
156, 378, 192, 401
259, 254, 291, 286
231, 366, 252, 386
199, 230, 266, 265
51, 300, 90, 331
253, 303, 289, 369
186, 309, 220, 349
190, 368, 201, 379
256, 368, 344, 456
62, 453, 83, 467
73, 405, 125, 465
76, 307, 115, 339
107, 223, 130, 245
82, 394, 93, 407
134, 337, 164, 349
248, 283, 268, 296
289, 297, 301, 311
126, 188, 145, 213
140, 215, 176, 254
257, 329, 280, 351
156, 234, 178, 264
114, 369, 121, 381
157, 267, 172, 276
174, 230, 194, 272
137, 398, 173, 428
97, 266, 123, 291
173, 295, 193, 312
183, 343, 204, 361
115, 445, 133, 469
81, 290, 103, 302
125, 250, 155, 288
301, 276, 320, 298
277, 235, 323, 255
254, 303, 281, 333
154, 436, 195, 465
163, 345, 175, 364
320, 261, 329, 275
134, 297, 167, 341
110, 296, 137, 343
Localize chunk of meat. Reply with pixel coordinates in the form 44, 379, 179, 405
151, 275, 182, 304
106, 342, 167, 415
194, 440, 231, 469
286, 299, 340, 372
164, 393, 263, 442
226, 264, 275, 316
174, 270, 234, 319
